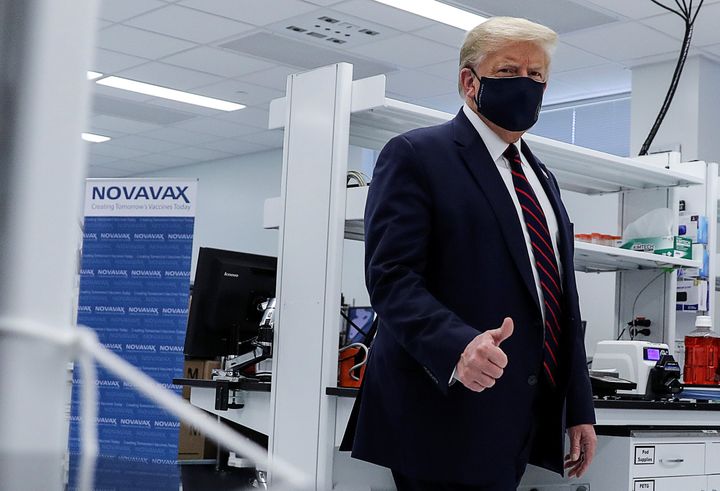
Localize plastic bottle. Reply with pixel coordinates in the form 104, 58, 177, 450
684, 315, 720, 385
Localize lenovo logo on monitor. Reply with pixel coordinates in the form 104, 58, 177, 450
223, 271, 239, 278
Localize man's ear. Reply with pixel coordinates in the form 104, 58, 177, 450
459, 67, 475, 98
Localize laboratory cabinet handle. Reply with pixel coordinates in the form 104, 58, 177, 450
660, 457, 685, 463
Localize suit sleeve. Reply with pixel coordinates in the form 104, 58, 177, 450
546, 169, 596, 426
365, 134, 479, 395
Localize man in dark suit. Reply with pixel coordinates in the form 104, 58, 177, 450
342, 16, 597, 490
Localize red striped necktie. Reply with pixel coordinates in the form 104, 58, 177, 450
503, 143, 562, 387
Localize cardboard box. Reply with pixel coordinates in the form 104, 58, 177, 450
620, 236, 692, 259
178, 419, 217, 460
182, 359, 220, 399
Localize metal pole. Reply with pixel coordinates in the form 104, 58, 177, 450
0, 0, 97, 489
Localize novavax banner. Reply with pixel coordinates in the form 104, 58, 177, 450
70, 179, 197, 479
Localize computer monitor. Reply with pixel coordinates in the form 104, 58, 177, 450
183, 247, 277, 359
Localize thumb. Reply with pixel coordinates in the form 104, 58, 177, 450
489, 317, 514, 345
570, 429, 581, 461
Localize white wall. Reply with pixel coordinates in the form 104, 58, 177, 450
136, 149, 283, 276
135, 147, 372, 307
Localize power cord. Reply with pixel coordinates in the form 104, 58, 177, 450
640, 0, 705, 155
628, 271, 666, 340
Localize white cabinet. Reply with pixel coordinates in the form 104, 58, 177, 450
633, 475, 707, 491
708, 474, 720, 491
706, 442, 720, 474
632, 443, 706, 478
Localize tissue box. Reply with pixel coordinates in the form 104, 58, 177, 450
676, 278, 708, 311
678, 214, 708, 244
620, 236, 692, 258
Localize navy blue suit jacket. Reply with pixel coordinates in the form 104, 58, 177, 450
342, 109, 595, 485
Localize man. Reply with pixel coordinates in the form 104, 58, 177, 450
341, 16, 597, 490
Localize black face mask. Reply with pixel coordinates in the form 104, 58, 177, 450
470, 68, 546, 132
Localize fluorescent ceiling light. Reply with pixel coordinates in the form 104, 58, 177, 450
96, 76, 245, 112
372, 0, 486, 30
87, 71, 103, 80
82, 132, 111, 143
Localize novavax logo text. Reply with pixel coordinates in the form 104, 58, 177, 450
92, 185, 190, 203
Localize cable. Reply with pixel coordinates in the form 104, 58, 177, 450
629, 272, 666, 340
640, 0, 705, 155
0, 317, 310, 491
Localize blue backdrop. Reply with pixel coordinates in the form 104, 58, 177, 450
69, 179, 196, 487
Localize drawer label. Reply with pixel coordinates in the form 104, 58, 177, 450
634, 481, 654, 491
634, 446, 655, 465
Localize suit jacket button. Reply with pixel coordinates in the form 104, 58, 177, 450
527, 375, 538, 386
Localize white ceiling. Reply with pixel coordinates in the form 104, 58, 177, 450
87, 0, 720, 176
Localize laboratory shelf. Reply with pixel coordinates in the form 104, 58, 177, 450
268, 75, 704, 196
574, 241, 700, 272
265, 191, 700, 272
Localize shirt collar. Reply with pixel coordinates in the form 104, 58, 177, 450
462, 103, 521, 164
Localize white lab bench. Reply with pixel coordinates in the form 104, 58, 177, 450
179, 379, 720, 491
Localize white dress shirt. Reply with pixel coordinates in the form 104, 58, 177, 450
450, 104, 564, 384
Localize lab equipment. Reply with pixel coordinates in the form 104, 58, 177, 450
684, 315, 720, 385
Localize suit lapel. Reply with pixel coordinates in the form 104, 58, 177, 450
452, 110, 542, 317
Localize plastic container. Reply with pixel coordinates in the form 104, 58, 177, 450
684, 315, 720, 385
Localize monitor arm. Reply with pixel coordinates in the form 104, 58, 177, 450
225, 297, 276, 373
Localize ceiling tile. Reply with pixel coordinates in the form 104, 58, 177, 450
172, 117, 260, 138
239, 66, 297, 91
90, 143, 152, 159
220, 31, 396, 78
302, 0, 344, 5
550, 42, 610, 74
215, 106, 270, 128
87, 153, 119, 166
125, 5, 254, 44
348, 34, 457, 68
451, 0, 618, 33
579, 0, 674, 20
164, 47, 275, 78
201, 138, 272, 154
117, 62, 223, 90
641, 3, 720, 47
97, 20, 114, 30
417, 60, 460, 81
98, 0, 165, 22
142, 126, 224, 146
411, 24, 466, 49
562, 22, 678, 62
97, 25, 196, 58
385, 70, 456, 99
165, 146, 234, 162
237, 129, 284, 147
101, 160, 165, 174
192, 79, 284, 106
92, 114, 163, 134
88, 165, 132, 178
179, 0, 318, 26
109, 135, 183, 153
131, 153, 199, 167
330, 0, 435, 31
92, 49, 149, 74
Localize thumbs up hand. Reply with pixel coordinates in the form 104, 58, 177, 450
454, 317, 514, 393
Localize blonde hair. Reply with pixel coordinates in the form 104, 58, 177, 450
457, 17, 558, 94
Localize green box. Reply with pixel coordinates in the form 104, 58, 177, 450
620, 236, 692, 259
